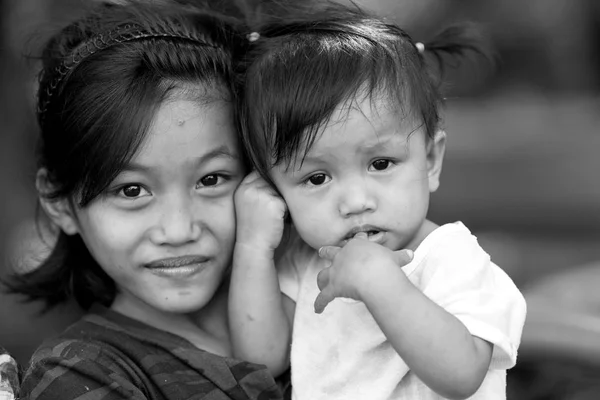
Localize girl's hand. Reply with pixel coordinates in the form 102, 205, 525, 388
234, 171, 287, 254
314, 232, 414, 313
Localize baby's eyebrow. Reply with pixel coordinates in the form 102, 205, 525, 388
363, 130, 413, 151
361, 139, 391, 151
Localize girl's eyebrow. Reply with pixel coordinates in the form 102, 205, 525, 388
197, 145, 240, 164
123, 145, 239, 172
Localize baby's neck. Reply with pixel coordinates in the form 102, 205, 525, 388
404, 219, 439, 251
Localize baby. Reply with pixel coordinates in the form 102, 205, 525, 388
230, 2, 527, 399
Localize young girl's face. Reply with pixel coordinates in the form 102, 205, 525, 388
68, 96, 244, 316
270, 94, 446, 252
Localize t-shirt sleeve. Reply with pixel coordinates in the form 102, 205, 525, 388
20, 342, 147, 400
411, 228, 527, 370
276, 244, 300, 302
275, 230, 313, 302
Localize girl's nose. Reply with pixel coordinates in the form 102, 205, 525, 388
151, 196, 201, 246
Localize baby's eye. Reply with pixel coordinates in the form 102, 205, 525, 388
119, 184, 150, 199
370, 159, 392, 171
197, 174, 227, 188
305, 173, 330, 186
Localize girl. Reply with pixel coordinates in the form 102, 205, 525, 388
230, 2, 527, 399
5, 1, 282, 399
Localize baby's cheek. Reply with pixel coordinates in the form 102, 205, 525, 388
294, 216, 332, 250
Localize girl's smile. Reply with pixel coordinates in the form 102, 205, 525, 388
65, 95, 245, 318
143, 255, 213, 279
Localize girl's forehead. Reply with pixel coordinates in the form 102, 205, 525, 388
139, 98, 236, 158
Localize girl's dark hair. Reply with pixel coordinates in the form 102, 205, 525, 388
4, 0, 242, 311
237, 1, 490, 180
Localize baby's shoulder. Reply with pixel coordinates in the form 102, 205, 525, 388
406, 221, 493, 281
417, 221, 484, 258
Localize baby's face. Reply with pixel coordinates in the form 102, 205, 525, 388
270, 95, 446, 252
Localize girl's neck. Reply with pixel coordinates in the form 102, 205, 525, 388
111, 282, 232, 357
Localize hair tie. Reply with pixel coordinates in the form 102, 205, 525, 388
37, 26, 215, 126
247, 32, 260, 42
415, 42, 425, 54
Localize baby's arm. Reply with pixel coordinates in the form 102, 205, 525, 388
317, 235, 492, 399
361, 267, 492, 399
229, 172, 292, 377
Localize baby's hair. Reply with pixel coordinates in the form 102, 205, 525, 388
3, 0, 242, 311
236, 1, 491, 181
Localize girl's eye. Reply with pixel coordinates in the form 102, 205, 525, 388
120, 184, 149, 198
371, 159, 391, 171
306, 173, 330, 186
198, 174, 226, 188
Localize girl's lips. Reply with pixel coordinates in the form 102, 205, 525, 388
144, 255, 211, 279
145, 255, 209, 269
146, 263, 207, 279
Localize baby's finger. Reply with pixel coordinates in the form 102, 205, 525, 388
393, 249, 414, 266
241, 170, 261, 184
353, 232, 368, 240
318, 245, 341, 260
316, 267, 330, 291
314, 287, 335, 314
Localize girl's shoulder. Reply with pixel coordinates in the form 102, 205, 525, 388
23, 310, 284, 400
20, 311, 195, 399
24, 313, 143, 380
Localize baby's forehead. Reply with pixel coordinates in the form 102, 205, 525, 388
328, 91, 418, 126
283, 110, 420, 164
266, 85, 423, 170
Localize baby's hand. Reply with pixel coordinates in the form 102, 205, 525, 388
234, 171, 287, 253
314, 232, 413, 313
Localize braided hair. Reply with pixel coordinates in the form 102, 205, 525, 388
5, 0, 242, 311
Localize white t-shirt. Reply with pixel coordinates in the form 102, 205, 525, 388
277, 222, 527, 400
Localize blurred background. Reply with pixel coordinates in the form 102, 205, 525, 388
1, 0, 600, 398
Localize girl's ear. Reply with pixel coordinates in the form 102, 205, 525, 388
36, 168, 79, 235
426, 129, 447, 193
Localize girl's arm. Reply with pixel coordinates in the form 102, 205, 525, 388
316, 236, 492, 399
229, 172, 292, 377
229, 244, 293, 377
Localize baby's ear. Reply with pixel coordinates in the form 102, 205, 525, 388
36, 168, 79, 235
427, 129, 447, 193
